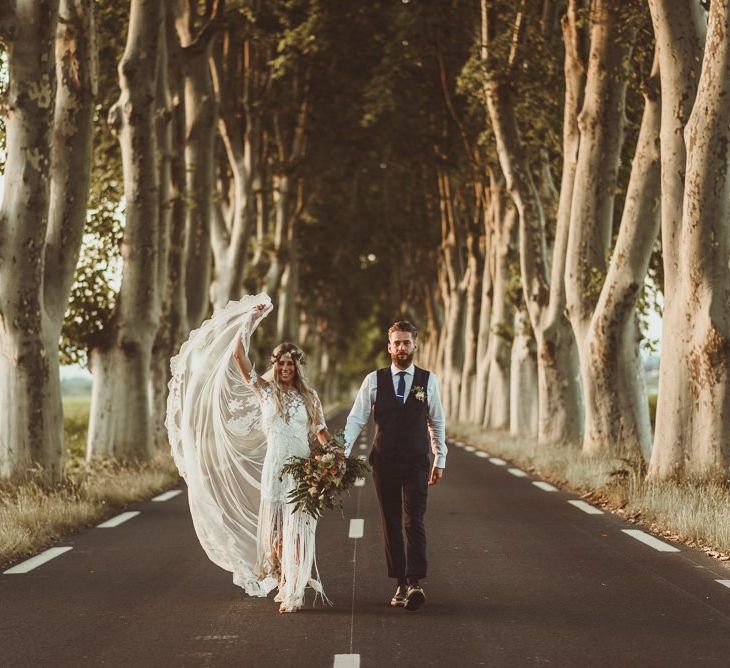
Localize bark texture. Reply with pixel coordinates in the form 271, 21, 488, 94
483, 205, 517, 429
581, 55, 661, 459
649, 0, 730, 479
510, 307, 538, 437
88, 0, 163, 460
0, 2, 62, 479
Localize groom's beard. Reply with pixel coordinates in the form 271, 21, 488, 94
392, 352, 414, 369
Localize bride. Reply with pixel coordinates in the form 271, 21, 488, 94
166, 294, 331, 613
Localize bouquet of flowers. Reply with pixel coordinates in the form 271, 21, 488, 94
280, 431, 371, 519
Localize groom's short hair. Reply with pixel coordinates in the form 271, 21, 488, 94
388, 320, 418, 340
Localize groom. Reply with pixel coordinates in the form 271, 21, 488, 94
344, 320, 447, 611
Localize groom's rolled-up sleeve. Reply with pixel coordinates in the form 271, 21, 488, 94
427, 373, 447, 469
344, 373, 376, 457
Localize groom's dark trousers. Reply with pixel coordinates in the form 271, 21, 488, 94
370, 366, 432, 581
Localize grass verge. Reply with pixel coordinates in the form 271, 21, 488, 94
0, 396, 180, 571
450, 422, 730, 564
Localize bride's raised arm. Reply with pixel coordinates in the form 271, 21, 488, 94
232, 304, 270, 394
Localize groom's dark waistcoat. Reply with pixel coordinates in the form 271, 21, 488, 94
372, 366, 431, 468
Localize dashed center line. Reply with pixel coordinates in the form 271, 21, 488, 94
489, 457, 507, 466
508, 468, 528, 478
568, 500, 604, 515
334, 653, 361, 667
717, 580, 730, 589
359, 444, 367, 451
622, 529, 680, 553
97, 511, 140, 528
532, 481, 558, 492
3, 547, 73, 574
475, 451, 490, 458
348, 519, 364, 539
463, 445, 475, 453
152, 490, 182, 502
354, 478, 365, 487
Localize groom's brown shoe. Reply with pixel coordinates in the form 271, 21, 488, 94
404, 584, 426, 611
390, 585, 408, 607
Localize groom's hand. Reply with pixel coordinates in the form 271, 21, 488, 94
428, 467, 444, 486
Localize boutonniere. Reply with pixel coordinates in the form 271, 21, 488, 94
411, 385, 426, 403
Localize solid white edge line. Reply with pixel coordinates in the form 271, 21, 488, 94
532, 481, 558, 492
334, 654, 361, 668
621, 529, 680, 553
97, 511, 141, 528
475, 451, 490, 458
152, 490, 182, 502
716, 580, 730, 589
354, 478, 365, 487
348, 519, 364, 539
568, 500, 604, 515
508, 468, 528, 478
3, 547, 73, 574
489, 457, 507, 466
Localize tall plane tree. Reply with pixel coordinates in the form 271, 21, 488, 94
0, 0, 95, 479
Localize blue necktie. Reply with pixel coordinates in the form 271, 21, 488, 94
396, 371, 407, 404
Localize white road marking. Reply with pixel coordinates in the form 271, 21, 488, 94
453, 441, 464, 448
354, 478, 365, 487
532, 481, 558, 492
568, 500, 604, 515
348, 519, 364, 539
357, 454, 367, 461
621, 529, 680, 553
508, 468, 528, 478
489, 457, 507, 466
717, 580, 730, 589
3, 547, 73, 574
152, 490, 182, 502
97, 511, 140, 528
464, 445, 475, 453
475, 451, 490, 458
359, 444, 367, 451
334, 654, 361, 667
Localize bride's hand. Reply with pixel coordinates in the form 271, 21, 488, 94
252, 303, 267, 320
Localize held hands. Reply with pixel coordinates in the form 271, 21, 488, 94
428, 466, 444, 486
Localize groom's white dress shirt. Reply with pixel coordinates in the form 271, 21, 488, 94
344, 363, 447, 469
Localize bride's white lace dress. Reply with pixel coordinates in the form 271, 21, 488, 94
165, 293, 327, 609
248, 373, 327, 608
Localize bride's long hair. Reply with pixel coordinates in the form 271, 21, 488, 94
270, 342, 320, 428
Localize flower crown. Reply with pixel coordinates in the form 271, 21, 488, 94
271, 348, 306, 365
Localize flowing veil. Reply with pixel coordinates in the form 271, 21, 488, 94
165, 292, 275, 594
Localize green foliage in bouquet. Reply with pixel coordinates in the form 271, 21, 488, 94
280, 431, 371, 520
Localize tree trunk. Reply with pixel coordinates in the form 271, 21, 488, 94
88, 0, 162, 461
510, 307, 538, 437
210, 25, 262, 308
457, 205, 483, 423
647, 0, 707, 478
182, 52, 215, 326
151, 6, 178, 449
0, 2, 61, 479
483, 0, 582, 446
472, 177, 498, 424
484, 205, 517, 429
649, 0, 730, 480
565, 0, 634, 345
581, 54, 661, 460
436, 170, 466, 419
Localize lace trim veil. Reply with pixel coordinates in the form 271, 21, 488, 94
165, 293, 274, 593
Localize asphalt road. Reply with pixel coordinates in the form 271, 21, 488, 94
2, 410, 730, 667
